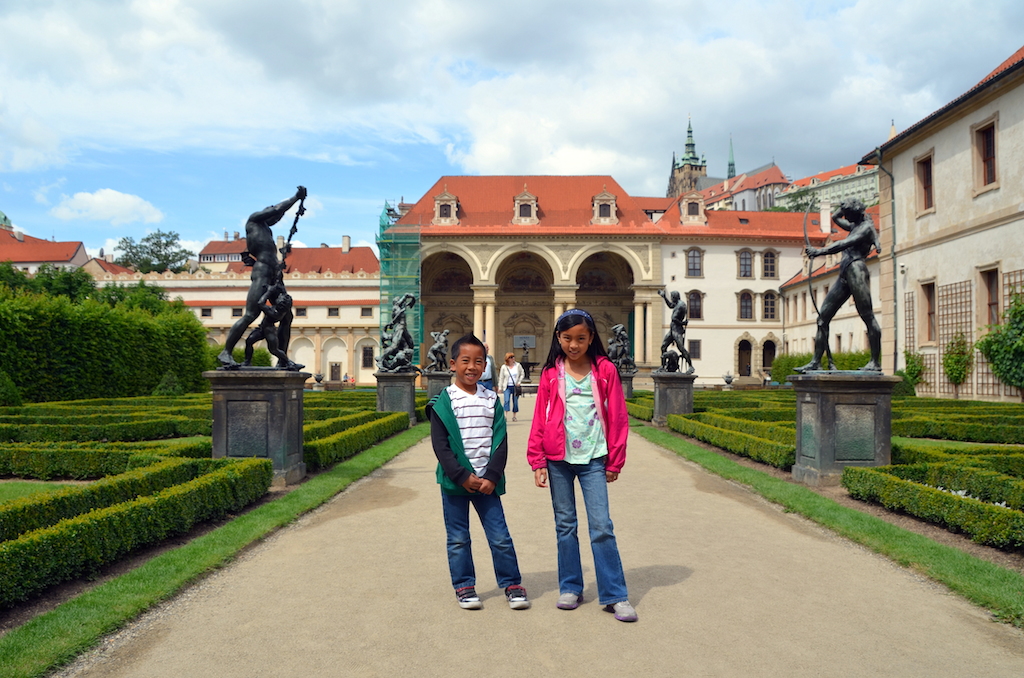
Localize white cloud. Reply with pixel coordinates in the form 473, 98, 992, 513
33, 177, 66, 205
50, 189, 164, 225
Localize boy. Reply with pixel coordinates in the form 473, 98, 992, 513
425, 333, 530, 610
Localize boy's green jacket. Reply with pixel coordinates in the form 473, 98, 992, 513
426, 388, 508, 496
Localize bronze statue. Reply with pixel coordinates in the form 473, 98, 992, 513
425, 329, 450, 372
377, 293, 419, 373
795, 198, 882, 373
607, 323, 638, 374
655, 289, 695, 374
218, 186, 306, 370
243, 280, 304, 370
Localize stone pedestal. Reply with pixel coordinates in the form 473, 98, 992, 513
423, 370, 452, 399
790, 372, 902, 487
651, 371, 697, 425
375, 371, 418, 425
204, 369, 309, 486
619, 372, 636, 400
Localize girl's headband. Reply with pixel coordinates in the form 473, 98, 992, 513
557, 308, 593, 324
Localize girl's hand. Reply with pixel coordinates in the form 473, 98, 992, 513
534, 468, 548, 488
606, 471, 619, 483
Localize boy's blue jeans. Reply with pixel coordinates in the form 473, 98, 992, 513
441, 490, 522, 590
547, 459, 629, 606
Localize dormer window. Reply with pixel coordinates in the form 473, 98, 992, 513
679, 191, 707, 226
591, 187, 618, 225
512, 186, 539, 225
599, 204, 611, 218
432, 187, 459, 225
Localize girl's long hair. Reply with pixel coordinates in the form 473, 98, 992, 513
542, 309, 608, 371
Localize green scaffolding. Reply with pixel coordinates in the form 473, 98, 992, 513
377, 202, 422, 358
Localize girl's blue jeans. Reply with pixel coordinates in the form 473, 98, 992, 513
440, 491, 522, 590
546, 459, 628, 605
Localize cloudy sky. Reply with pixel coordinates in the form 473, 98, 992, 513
1, 0, 1022, 260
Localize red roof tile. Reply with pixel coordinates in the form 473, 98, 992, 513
0, 230, 85, 263
785, 163, 863, 190
200, 238, 248, 255
978, 44, 1024, 87
90, 258, 134, 274
222, 246, 379, 275
700, 164, 789, 205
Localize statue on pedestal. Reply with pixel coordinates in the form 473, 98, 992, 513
795, 198, 882, 373
425, 329, 450, 372
655, 289, 695, 374
218, 186, 306, 371
607, 323, 638, 374
377, 293, 419, 373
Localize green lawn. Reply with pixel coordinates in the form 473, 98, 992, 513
0, 481, 74, 504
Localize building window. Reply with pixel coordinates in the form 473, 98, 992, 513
328, 308, 340, 317
687, 201, 699, 216
216, 254, 228, 262
973, 115, 998, 192
232, 308, 243, 317
689, 339, 701, 360
361, 306, 373, 318
740, 292, 753, 319
922, 282, 936, 342
599, 203, 611, 218
688, 291, 702, 319
200, 308, 212, 318
519, 204, 532, 218
762, 251, 777, 279
439, 203, 451, 218
738, 251, 753, 278
687, 249, 702, 277
763, 292, 777, 320
362, 346, 374, 369
916, 152, 934, 213
200, 254, 214, 262
982, 269, 999, 325
229, 253, 241, 261
295, 307, 307, 317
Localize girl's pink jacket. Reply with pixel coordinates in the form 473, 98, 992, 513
526, 355, 629, 473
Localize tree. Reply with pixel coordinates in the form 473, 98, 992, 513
942, 332, 972, 399
976, 292, 1024, 402
902, 349, 927, 388
115, 230, 195, 273
93, 279, 172, 314
33, 264, 96, 303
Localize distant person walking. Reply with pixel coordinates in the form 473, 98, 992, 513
481, 343, 496, 391
526, 309, 636, 622
498, 352, 525, 422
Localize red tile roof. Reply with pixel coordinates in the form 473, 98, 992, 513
0, 229, 86, 264
700, 164, 789, 205
200, 238, 248, 255
785, 163, 862, 190
222, 246, 379, 275
978, 44, 1024, 87
89, 258, 134, 274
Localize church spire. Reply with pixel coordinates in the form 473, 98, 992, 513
727, 135, 736, 179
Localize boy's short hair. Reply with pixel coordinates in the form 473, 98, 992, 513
450, 333, 484, 361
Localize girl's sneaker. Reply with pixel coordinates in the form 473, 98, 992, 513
505, 585, 531, 610
557, 592, 582, 610
608, 601, 638, 622
456, 586, 482, 609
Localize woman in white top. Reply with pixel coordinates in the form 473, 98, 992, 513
497, 352, 525, 421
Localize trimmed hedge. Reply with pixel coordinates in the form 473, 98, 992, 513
0, 458, 211, 542
666, 413, 795, 469
893, 417, 1024, 444
0, 416, 211, 443
686, 412, 796, 445
0, 458, 272, 608
843, 466, 1024, 549
303, 412, 410, 471
626, 400, 654, 421
303, 411, 385, 442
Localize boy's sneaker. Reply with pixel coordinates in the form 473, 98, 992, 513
557, 592, 582, 610
607, 601, 638, 622
505, 585, 531, 610
456, 586, 482, 609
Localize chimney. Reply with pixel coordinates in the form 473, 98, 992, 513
276, 235, 285, 251
233, 231, 240, 241
342, 235, 351, 253
224, 230, 228, 241
105, 254, 114, 263
819, 201, 832, 234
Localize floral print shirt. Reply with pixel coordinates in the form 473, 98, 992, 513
563, 371, 608, 464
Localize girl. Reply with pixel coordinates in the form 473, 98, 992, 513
526, 308, 636, 622
497, 352, 524, 421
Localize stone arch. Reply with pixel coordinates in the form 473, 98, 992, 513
734, 332, 757, 378
565, 242, 649, 286
354, 337, 379, 384
491, 252, 556, 360
289, 337, 315, 374
321, 336, 347, 380
760, 332, 780, 377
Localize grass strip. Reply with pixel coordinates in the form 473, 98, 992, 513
635, 426, 1024, 627
0, 423, 430, 678
0, 482, 74, 504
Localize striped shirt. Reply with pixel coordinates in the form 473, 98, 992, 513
447, 383, 496, 476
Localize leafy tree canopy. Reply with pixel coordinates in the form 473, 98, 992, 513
0, 262, 96, 303
115, 230, 195, 274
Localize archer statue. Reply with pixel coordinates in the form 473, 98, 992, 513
795, 198, 882, 373
218, 185, 306, 371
